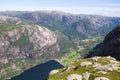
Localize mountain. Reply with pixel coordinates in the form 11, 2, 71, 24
0, 11, 120, 39
11, 60, 64, 80
48, 56, 120, 80
0, 16, 61, 80
1, 11, 120, 57
88, 25, 120, 60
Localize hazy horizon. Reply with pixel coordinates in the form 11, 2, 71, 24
1, 0, 120, 17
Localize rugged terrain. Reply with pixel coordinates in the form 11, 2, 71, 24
0, 11, 120, 80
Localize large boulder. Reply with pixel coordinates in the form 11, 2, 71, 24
49, 69, 59, 75
80, 61, 92, 67
82, 72, 91, 80
94, 77, 110, 80
66, 74, 82, 80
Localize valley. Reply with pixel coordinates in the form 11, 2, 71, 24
0, 11, 119, 80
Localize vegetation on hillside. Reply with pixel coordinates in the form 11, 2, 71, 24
10, 34, 33, 50
0, 24, 21, 34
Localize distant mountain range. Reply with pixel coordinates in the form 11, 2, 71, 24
0, 11, 120, 39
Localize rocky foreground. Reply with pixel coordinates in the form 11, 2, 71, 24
48, 56, 120, 80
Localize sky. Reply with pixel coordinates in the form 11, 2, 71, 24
0, 0, 120, 17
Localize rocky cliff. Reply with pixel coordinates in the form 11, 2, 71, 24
89, 25, 120, 60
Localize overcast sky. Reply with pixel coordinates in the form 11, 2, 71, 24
0, 0, 120, 17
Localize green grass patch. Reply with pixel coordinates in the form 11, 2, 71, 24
0, 24, 21, 34
59, 49, 80, 66
10, 34, 33, 50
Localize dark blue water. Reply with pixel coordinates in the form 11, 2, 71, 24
11, 60, 64, 80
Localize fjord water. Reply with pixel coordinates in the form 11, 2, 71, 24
11, 60, 64, 80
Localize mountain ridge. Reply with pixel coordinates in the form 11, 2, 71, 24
0, 11, 120, 38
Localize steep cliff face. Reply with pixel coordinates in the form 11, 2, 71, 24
89, 25, 120, 60
0, 16, 60, 79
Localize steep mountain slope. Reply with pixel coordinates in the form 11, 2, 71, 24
0, 16, 60, 80
48, 56, 120, 80
89, 25, 120, 60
